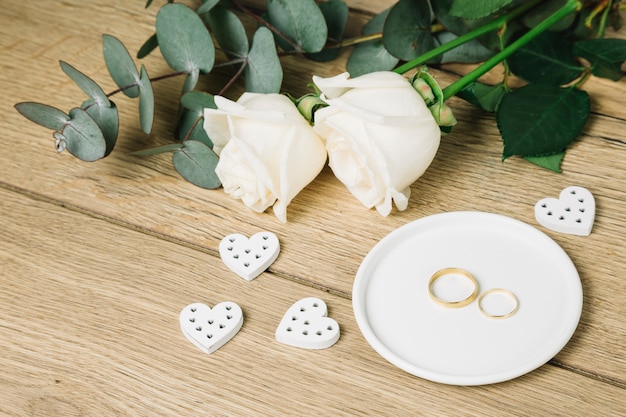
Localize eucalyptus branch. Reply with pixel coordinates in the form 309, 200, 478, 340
106, 70, 187, 98
441, 0, 582, 101
218, 61, 248, 96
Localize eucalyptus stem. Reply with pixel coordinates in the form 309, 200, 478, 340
393, 0, 543, 75
442, 0, 582, 101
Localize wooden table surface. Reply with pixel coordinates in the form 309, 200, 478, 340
1, 0, 625, 415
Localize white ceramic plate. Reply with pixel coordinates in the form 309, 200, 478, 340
353, 211, 582, 385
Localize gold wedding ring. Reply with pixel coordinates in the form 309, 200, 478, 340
428, 268, 479, 308
478, 288, 519, 319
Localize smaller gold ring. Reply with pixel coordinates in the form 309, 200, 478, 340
478, 288, 519, 319
428, 268, 479, 308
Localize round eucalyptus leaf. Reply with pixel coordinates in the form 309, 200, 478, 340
177, 109, 212, 146
348, 8, 398, 77
197, 0, 219, 15
60, 61, 110, 107
508, 31, 584, 85
15, 102, 69, 131
307, 0, 349, 62
267, 0, 327, 53
172, 140, 221, 189
156, 3, 215, 73
497, 84, 590, 159
181, 91, 216, 112
62, 108, 107, 161
245, 26, 282, 93
82, 98, 119, 156
437, 31, 495, 63
182, 68, 200, 96
383, 0, 437, 61
138, 65, 154, 134
103, 34, 140, 98
204, 5, 248, 58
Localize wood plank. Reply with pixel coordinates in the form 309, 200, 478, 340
1, 0, 625, 387
1, 188, 625, 416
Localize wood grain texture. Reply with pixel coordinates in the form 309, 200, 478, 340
2, 188, 625, 416
1, 0, 625, 414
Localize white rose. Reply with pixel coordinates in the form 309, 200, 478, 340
312, 71, 441, 216
203, 93, 326, 222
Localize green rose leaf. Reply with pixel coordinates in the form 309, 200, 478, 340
138, 65, 154, 134
204, 5, 248, 58
522, 0, 576, 31
137, 33, 159, 59
307, 0, 349, 62
103, 34, 140, 98
457, 82, 507, 112
177, 91, 216, 146
524, 152, 565, 173
245, 26, 283, 93
267, 0, 328, 53
573, 38, 626, 81
60, 61, 110, 107
62, 108, 107, 162
508, 31, 584, 85
82, 98, 119, 156
347, 8, 398, 76
172, 140, 221, 189
383, 0, 437, 62
449, 0, 512, 19
497, 84, 590, 159
156, 3, 215, 74
15, 102, 70, 131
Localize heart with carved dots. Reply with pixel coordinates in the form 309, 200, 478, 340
180, 302, 243, 354
534, 186, 595, 236
219, 232, 280, 281
275, 297, 340, 350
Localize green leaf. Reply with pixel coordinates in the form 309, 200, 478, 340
197, 0, 219, 15
156, 3, 215, 73
524, 152, 564, 172
138, 65, 154, 134
178, 91, 216, 146
436, 31, 495, 63
431, 0, 492, 36
204, 4, 249, 58
508, 31, 584, 85
497, 84, 590, 159
307, 0, 349, 62
347, 8, 399, 76
62, 108, 107, 161
60, 61, 110, 107
383, 0, 437, 61
449, 0, 512, 19
103, 34, 140, 98
137, 33, 159, 59
573, 38, 626, 81
172, 140, 221, 189
131, 143, 184, 156
245, 26, 283, 93
267, 0, 328, 53
457, 82, 507, 112
522, 0, 576, 31
82, 98, 119, 156
15, 102, 69, 131
182, 69, 200, 96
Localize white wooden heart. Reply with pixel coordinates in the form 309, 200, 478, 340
180, 302, 243, 354
534, 186, 595, 236
219, 232, 280, 281
275, 297, 340, 350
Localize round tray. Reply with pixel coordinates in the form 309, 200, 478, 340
352, 211, 582, 385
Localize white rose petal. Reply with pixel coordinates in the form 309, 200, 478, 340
313, 71, 441, 216
204, 93, 326, 222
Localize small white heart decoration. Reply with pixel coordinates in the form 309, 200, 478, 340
275, 297, 340, 350
219, 232, 280, 281
180, 302, 243, 354
534, 186, 595, 236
